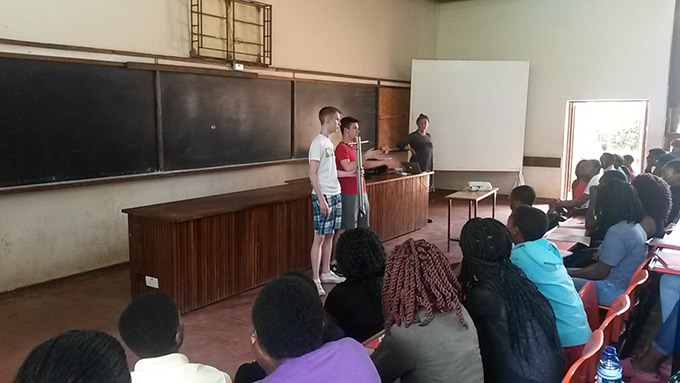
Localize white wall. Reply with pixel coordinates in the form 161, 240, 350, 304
0, 0, 438, 292
434, 0, 675, 197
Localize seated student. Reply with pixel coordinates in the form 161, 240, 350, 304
118, 291, 232, 383
672, 138, 680, 157
601, 152, 628, 180
631, 173, 672, 238
661, 159, 680, 225
549, 159, 601, 214
568, 179, 647, 306
509, 184, 536, 210
236, 271, 344, 383
324, 228, 385, 343
572, 159, 589, 199
507, 206, 592, 367
250, 276, 379, 383
371, 238, 483, 383
15, 330, 131, 383
622, 154, 637, 181
460, 218, 564, 383
646, 148, 667, 173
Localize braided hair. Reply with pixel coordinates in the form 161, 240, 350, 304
459, 218, 562, 358
336, 228, 385, 313
382, 238, 467, 331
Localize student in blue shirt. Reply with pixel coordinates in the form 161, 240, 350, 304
508, 206, 592, 367
568, 179, 647, 306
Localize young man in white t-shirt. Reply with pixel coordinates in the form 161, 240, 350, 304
308, 106, 354, 295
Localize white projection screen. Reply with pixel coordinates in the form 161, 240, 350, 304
410, 60, 530, 172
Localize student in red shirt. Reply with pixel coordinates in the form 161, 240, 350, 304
334, 117, 399, 236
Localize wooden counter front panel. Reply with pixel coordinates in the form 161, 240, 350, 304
128, 197, 313, 313
367, 174, 429, 241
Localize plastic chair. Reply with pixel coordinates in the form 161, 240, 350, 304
598, 256, 652, 312
599, 294, 632, 344
562, 329, 605, 383
579, 281, 600, 331
623, 269, 650, 317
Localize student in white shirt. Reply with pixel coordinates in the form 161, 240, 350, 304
118, 291, 232, 383
308, 106, 355, 296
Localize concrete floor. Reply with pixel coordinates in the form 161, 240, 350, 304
0, 189, 513, 381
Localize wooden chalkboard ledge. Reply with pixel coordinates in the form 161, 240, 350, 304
0, 158, 307, 196
126, 62, 257, 79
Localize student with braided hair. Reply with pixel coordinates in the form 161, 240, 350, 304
371, 238, 483, 383
459, 218, 564, 383
324, 228, 385, 342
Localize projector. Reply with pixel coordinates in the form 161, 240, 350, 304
468, 181, 493, 191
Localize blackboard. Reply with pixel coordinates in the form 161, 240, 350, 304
295, 82, 377, 157
160, 72, 292, 170
0, 57, 158, 187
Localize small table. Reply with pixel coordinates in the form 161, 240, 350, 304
446, 188, 499, 251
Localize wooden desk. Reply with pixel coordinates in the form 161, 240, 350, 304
446, 188, 499, 251
287, 171, 432, 242
545, 216, 589, 252
122, 183, 314, 313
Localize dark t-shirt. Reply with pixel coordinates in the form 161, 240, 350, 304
397, 131, 433, 171
668, 185, 680, 226
324, 280, 384, 343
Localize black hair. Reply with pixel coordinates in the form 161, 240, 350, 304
336, 228, 385, 312
655, 154, 678, 176
589, 159, 602, 173
623, 154, 634, 163
649, 148, 667, 158
600, 170, 628, 185
416, 113, 429, 123
663, 159, 680, 173
614, 154, 624, 168
252, 276, 324, 359
631, 173, 672, 226
509, 185, 536, 207
595, 179, 644, 234
459, 218, 562, 363
339, 116, 359, 135
15, 330, 130, 383
600, 152, 615, 167
511, 205, 548, 241
672, 139, 680, 148
318, 106, 341, 124
118, 291, 180, 358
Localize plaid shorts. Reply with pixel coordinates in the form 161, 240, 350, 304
312, 193, 342, 235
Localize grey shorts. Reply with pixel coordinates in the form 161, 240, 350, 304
340, 193, 370, 229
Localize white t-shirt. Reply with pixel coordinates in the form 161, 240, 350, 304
581, 173, 602, 208
309, 134, 341, 195
132, 353, 232, 383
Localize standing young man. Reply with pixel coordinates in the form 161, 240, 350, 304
309, 106, 351, 296
334, 116, 398, 236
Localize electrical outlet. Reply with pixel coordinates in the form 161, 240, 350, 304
234, 63, 244, 71
145, 276, 159, 289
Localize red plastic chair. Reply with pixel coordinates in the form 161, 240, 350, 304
578, 281, 600, 331
623, 269, 650, 318
598, 256, 652, 312
562, 329, 605, 383
599, 294, 632, 344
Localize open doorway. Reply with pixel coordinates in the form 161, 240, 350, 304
563, 100, 649, 199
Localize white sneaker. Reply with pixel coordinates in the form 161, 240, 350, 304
320, 271, 346, 284
314, 279, 326, 296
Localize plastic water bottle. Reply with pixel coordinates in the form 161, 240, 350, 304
597, 346, 623, 383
